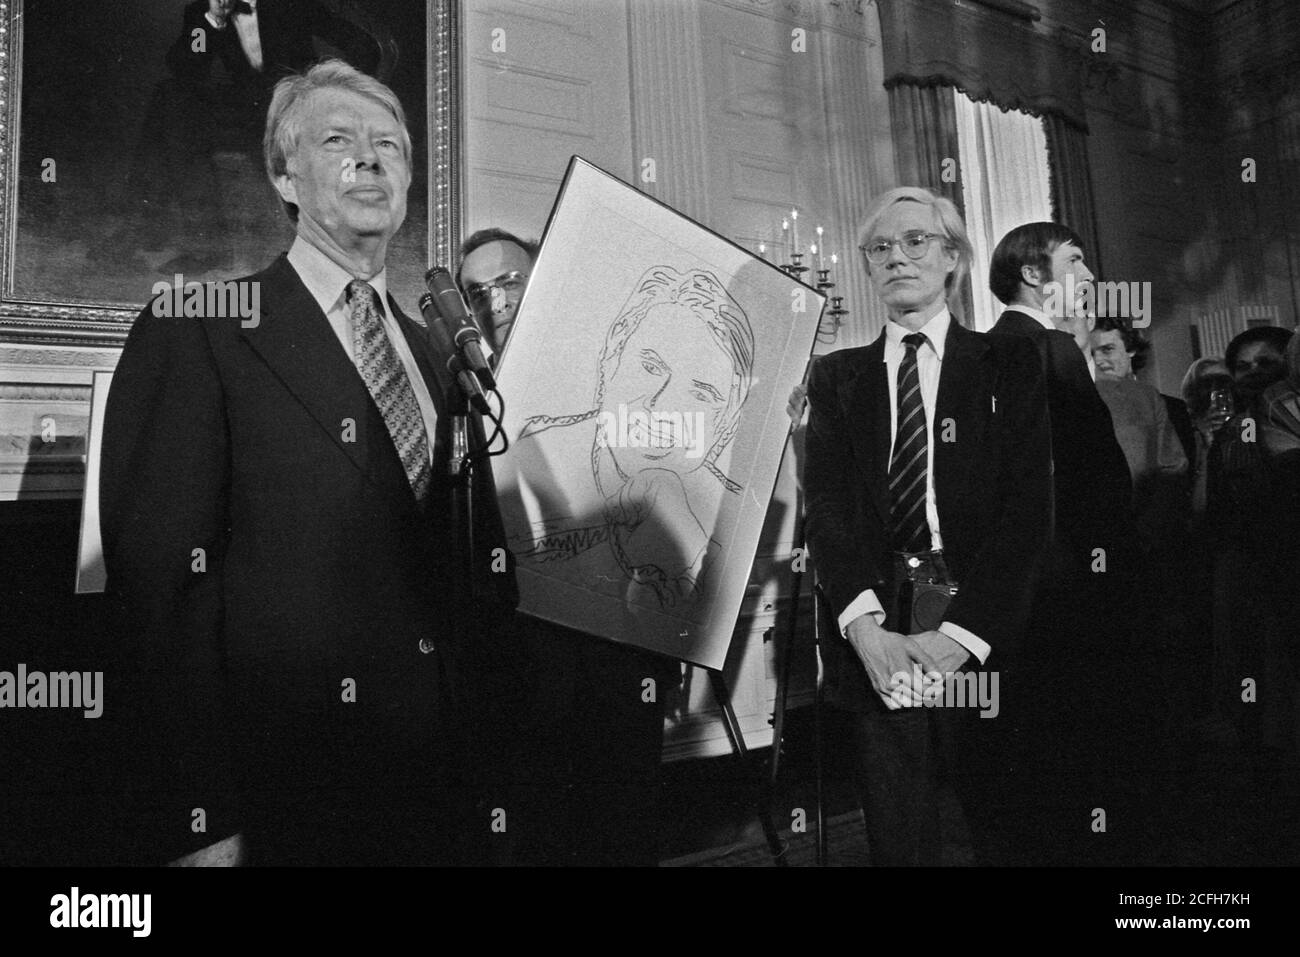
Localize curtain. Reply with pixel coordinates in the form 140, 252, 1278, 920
954, 91, 1053, 330
877, 0, 1089, 130
887, 83, 975, 325
1044, 113, 1104, 278
889, 83, 962, 204
877, 0, 1103, 311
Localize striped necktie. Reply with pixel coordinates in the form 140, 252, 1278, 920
348, 280, 432, 504
889, 332, 932, 552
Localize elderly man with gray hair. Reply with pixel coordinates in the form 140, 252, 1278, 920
102, 60, 517, 866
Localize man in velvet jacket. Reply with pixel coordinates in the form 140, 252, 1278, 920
804, 188, 1052, 866
101, 61, 517, 866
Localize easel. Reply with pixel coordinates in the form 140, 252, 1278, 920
710, 408, 831, 867
706, 669, 790, 866
763, 493, 831, 867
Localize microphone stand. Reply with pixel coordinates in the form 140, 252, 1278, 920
446, 377, 477, 631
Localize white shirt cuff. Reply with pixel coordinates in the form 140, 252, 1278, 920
939, 621, 990, 666
838, 590, 885, 637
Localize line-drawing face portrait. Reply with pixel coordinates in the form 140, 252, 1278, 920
515, 265, 756, 606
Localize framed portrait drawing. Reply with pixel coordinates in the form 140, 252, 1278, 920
494, 157, 824, 670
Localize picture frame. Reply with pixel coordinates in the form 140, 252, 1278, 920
494, 156, 824, 669
0, 0, 455, 346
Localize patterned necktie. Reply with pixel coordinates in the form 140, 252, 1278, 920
348, 280, 432, 503
888, 332, 932, 552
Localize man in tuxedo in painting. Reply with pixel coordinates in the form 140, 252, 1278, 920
804, 187, 1052, 865
101, 60, 516, 866
167, 0, 388, 106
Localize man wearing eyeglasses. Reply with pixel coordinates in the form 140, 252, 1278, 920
457, 228, 539, 354
803, 187, 1052, 865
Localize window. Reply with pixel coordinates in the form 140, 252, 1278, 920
953, 91, 1052, 330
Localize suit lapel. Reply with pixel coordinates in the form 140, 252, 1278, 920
844, 333, 892, 527
239, 255, 411, 504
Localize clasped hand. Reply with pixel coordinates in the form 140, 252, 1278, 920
845, 616, 971, 709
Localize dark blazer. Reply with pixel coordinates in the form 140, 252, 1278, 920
804, 322, 1052, 709
988, 308, 1133, 576
100, 254, 518, 863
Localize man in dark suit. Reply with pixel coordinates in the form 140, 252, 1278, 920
167, 0, 388, 103
805, 187, 1052, 866
987, 222, 1132, 570
987, 223, 1143, 863
101, 60, 516, 866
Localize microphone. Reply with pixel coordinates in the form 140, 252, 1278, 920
424, 267, 496, 390
448, 355, 491, 415
418, 292, 490, 415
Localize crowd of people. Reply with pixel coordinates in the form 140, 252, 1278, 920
96, 55, 1297, 867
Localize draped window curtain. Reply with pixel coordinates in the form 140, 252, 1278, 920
1043, 113, 1104, 277
878, 0, 1100, 319
887, 83, 974, 325
954, 92, 1053, 330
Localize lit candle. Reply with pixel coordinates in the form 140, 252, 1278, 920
810, 243, 818, 269
781, 218, 790, 261
791, 209, 800, 256
758, 242, 767, 261
831, 252, 838, 266
816, 225, 824, 268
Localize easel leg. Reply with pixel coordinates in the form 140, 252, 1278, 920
814, 581, 827, 866
769, 508, 805, 788
708, 670, 788, 866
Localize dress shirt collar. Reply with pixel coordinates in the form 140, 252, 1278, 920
1004, 302, 1055, 332
884, 307, 950, 361
287, 235, 388, 318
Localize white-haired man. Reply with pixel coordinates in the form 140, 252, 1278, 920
803, 187, 1052, 865
102, 60, 516, 866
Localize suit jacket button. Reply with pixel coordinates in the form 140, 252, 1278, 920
418, 638, 436, 654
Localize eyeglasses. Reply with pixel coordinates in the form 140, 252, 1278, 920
464, 271, 528, 307
859, 231, 945, 264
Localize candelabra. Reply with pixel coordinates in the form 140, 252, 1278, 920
757, 210, 848, 345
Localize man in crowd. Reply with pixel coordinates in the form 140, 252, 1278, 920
102, 61, 516, 866
804, 187, 1052, 865
1207, 327, 1295, 763
987, 222, 1142, 863
457, 227, 538, 353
